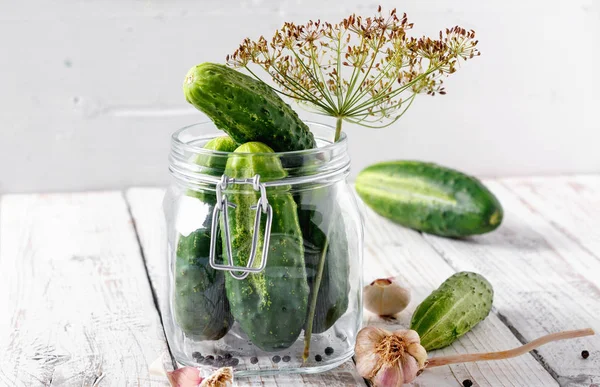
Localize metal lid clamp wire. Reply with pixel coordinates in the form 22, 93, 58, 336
209, 174, 274, 280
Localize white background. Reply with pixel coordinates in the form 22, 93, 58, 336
1, 0, 598, 193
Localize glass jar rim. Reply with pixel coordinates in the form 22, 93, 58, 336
171, 121, 347, 157
169, 121, 350, 190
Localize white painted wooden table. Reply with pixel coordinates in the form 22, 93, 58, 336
1, 176, 598, 387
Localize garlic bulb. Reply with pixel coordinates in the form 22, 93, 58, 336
364, 278, 411, 316
354, 326, 594, 387
355, 327, 427, 386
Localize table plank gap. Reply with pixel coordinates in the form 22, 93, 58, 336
419, 179, 599, 386
0, 192, 171, 387
125, 188, 368, 387
124, 191, 178, 372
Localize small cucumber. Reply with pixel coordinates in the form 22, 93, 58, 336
355, 161, 503, 237
410, 272, 494, 350
183, 63, 316, 152
223, 142, 309, 351
173, 136, 237, 340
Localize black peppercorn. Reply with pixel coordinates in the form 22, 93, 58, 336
315, 354, 322, 362
462, 379, 473, 387
282, 355, 291, 362
582, 350, 590, 359
224, 353, 232, 359
324, 347, 334, 356
272, 355, 281, 363
250, 356, 259, 364
192, 351, 202, 359
230, 358, 239, 366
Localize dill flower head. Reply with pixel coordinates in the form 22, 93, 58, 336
228, 6, 480, 140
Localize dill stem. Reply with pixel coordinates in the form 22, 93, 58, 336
334, 117, 343, 142
302, 235, 330, 362
427, 328, 595, 368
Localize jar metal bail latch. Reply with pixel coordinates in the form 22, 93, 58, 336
209, 174, 273, 280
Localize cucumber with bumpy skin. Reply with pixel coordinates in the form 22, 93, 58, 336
183, 63, 316, 152
173, 136, 237, 340
355, 161, 503, 237
410, 271, 494, 350
223, 142, 309, 351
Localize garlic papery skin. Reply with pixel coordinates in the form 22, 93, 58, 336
199, 367, 233, 387
364, 278, 411, 316
355, 327, 428, 387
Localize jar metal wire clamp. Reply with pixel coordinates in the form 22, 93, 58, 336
209, 174, 273, 280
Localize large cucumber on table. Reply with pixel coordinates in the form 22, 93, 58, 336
223, 142, 309, 351
355, 161, 503, 237
183, 62, 316, 152
410, 272, 494, 350
173, 136, 237, 340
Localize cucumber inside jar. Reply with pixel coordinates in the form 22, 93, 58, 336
298, 185, 350, 335
172, 136, 237, 341
222, 142, 309, 351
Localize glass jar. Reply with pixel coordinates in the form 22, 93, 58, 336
163, 121, 363, 376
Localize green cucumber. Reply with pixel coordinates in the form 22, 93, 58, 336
223, 142, 309, 351
173, 136, 237, 340
300, 186, 349, 333
183, 63, 316, 152
410, 272, 494, 350
355, 161, 503, 237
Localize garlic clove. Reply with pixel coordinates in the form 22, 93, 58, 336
355, 326, 389, 377
364, 277, 411, 316
393, 329, 420, 345
356, 326, 390, 356
400, 355, 420, 384
356, 349, 383, 378
372, 361, 404, 387
407, 342, 428, 369
167, 367, 203, 387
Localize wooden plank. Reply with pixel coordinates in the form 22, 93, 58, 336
0, 192, 171, 386
126, 188, 367, 387
359, 197, 559, 387
421, 180, 600, 386
501, 175, 600, 257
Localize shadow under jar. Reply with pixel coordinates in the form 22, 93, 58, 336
163, 121, 363, 376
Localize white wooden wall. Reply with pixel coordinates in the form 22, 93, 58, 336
1, 0, 598, 193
